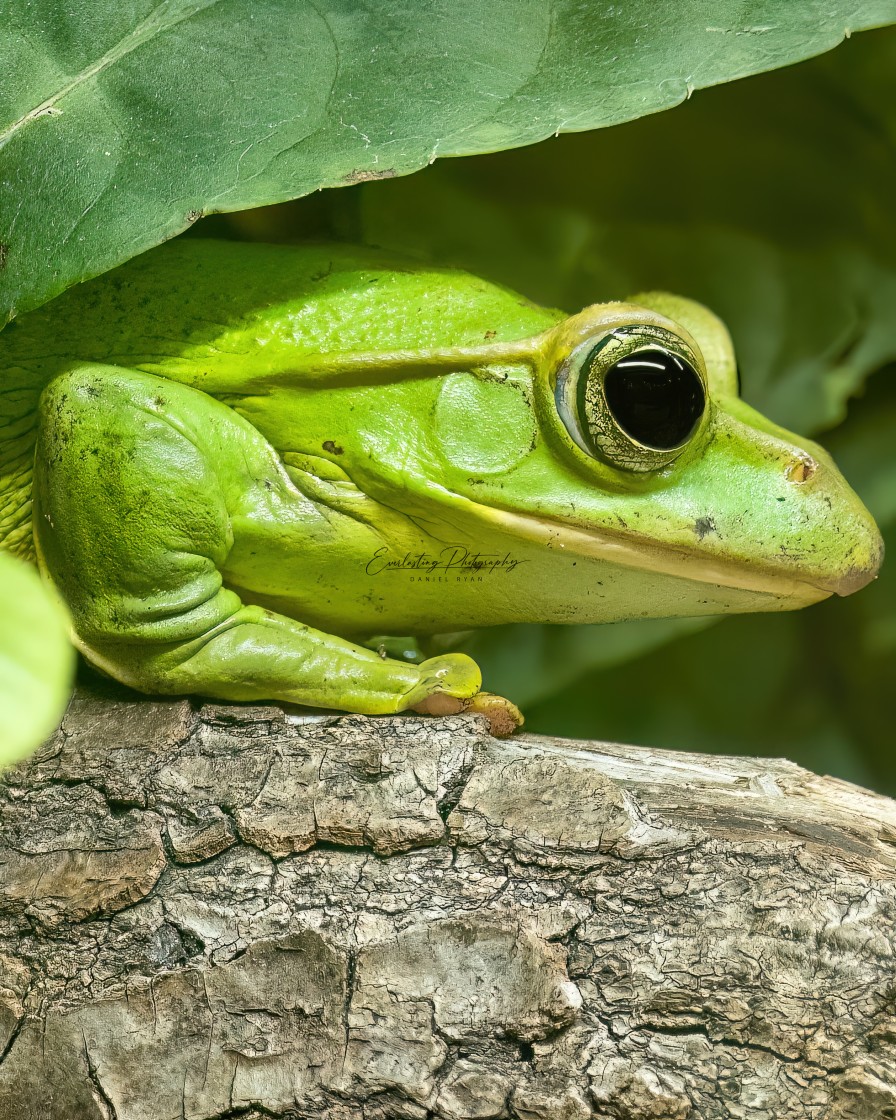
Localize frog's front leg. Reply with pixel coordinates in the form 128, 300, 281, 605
33, 365, 505, 724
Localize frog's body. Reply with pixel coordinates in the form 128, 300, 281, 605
0, 240, 883, 730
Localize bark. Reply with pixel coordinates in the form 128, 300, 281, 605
1, 681, 895, 1120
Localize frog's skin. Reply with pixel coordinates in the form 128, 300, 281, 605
0, 241, 883, 733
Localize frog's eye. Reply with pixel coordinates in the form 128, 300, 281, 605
555, 326, 707, 472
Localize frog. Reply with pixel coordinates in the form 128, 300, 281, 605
0, 239, 883, 735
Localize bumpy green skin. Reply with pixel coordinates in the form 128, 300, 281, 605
0, 241, 883, 724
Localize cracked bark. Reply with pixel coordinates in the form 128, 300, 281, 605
1, 680, 895, 1120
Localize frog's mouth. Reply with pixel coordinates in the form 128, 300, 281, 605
463, 500, 876, 606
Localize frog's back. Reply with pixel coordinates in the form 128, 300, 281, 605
3, 240, 558, 384
0, 240, 561, 557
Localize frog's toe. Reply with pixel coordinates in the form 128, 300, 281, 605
411, 690, 524, 737
411, 692, 467, 717
403, 653, 481, 711
406, 653, 524, 736
461, 692, 524, 737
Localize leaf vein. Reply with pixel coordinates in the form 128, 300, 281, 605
0, 0, 225, 152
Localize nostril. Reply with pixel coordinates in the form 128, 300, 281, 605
785, 454, 817, 484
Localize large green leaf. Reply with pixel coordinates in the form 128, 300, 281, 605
0, 553, 74, 766
2, 1, 895, 322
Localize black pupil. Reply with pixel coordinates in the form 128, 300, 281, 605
602, 346, 704, 449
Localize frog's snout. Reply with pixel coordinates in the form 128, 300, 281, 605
822, 531, 884, 597
782, 450, 884, 597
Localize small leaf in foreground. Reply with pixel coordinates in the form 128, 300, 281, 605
0, 553, 74, 766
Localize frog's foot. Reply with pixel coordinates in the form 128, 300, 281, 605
407, 656, 523, 737
402, 653, 481, 710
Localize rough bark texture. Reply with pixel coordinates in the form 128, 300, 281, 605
1, 682, 895, 1120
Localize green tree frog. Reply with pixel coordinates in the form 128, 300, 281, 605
0, 241, 883, 735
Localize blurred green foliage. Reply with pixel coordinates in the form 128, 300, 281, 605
209, 27, 896, 792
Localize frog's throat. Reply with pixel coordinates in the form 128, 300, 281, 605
465, 499, 832, 607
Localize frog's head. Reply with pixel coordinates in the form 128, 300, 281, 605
403, 293, 883, 622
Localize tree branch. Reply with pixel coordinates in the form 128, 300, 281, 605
1, 680, 894, 1119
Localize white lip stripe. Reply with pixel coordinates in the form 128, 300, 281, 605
455, 496, 831, 605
